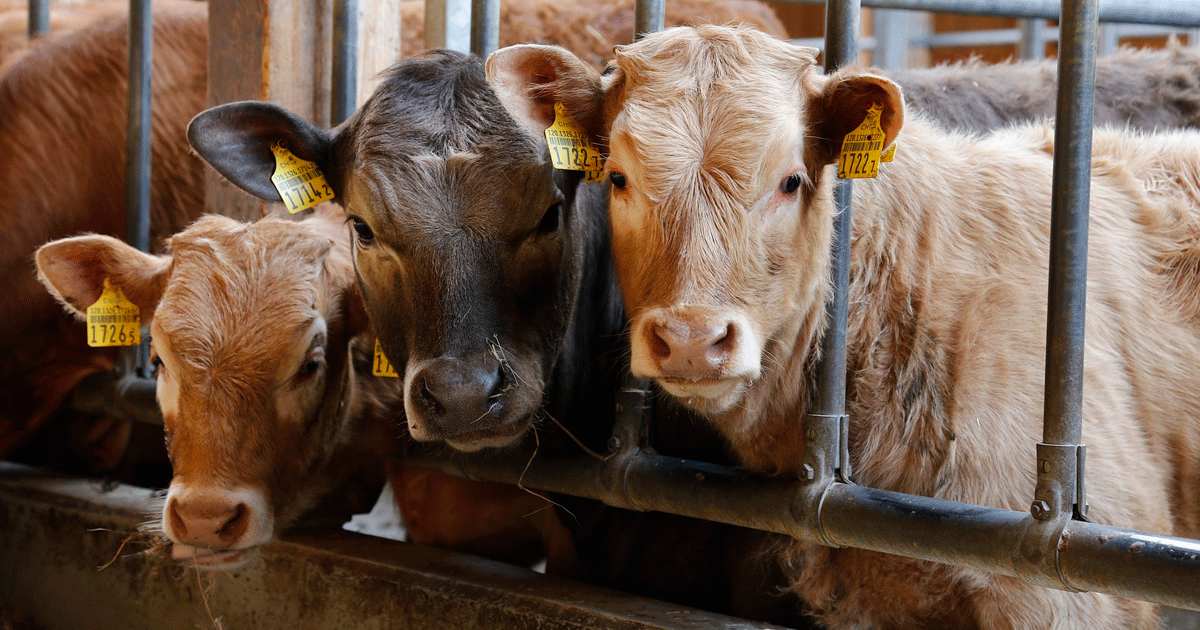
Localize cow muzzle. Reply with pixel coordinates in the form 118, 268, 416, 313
404, 352, 534, 451
162, 484, 273, 569
630, 306, 761, 410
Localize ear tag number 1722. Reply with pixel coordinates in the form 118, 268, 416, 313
545, 103, 604, 184
270, 140, 336, 213
86, 278, 140, 347
838, 103, 889, 179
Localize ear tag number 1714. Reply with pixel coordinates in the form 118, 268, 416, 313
270, 140, 336, 213
545, 103, 604, 184
86, 278, 140, 347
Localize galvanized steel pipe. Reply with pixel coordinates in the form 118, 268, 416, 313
782, 0, 1200, 26
125, 0, 152, 255
332, 0, 359, 125
470, 0, 499, 58
27, 0, 49, 37
634, 0, 665, 40
405, 449, 1200, 611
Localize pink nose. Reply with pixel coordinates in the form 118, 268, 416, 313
167, 495, 251, 548
647, 315, 738, 377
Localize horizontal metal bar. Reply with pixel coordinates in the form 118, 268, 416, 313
780, 0, 1200, 26
406, 448, 1200, 612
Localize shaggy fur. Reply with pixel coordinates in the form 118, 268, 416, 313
492, 25, 1200, 629
892, 43, 1200, 133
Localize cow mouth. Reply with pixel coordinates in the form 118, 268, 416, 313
658, 376, 741, 400
171, 543, 259, 570
444, 416, 532, 452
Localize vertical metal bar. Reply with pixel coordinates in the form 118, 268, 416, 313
470, 0, 499, 58
813, 0, 859, 419
1038, 0, 1097, 518
125, 0, 153, 377
1019, 19, 1048, 59
634, 0, 665, 41
28, 0, 50, 37
126, 0, 152, 255
425, 0, 471, 52
872, 9, 908, 69
332, 0, 359, 125
1097, 22, 1118, 54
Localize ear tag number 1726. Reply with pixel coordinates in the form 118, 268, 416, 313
270, 140, 336, 213
838, 103, 888, 179
545, 103, 604, 184
86, 278, 140, 347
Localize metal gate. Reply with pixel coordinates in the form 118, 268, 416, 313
8, 0, 1200, 625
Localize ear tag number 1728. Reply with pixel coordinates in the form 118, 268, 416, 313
545, 103, 604, 184
838, 103, 887, 179
270, 140, 336, 213
86, 278, 140, 347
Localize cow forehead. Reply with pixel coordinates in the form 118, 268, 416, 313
350, 146, 558, 240
155, 224, 332, 383
609, 30, 811, 205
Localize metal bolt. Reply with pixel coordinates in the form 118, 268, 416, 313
1039, 459, 1050, 473
607, 436, 622, 452
806, 428, 817, 441
615, 403, 624, 414
1030, 500, 1051, 521
695, 473, 705, 482
800, 464, 816, 481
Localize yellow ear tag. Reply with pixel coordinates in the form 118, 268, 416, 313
372, 339, 399, 378
880, 143, 897, 163
837, 103, 886, 179
86, 278, 140, 347
270, 140, 336, 213
544, 103, 604, 184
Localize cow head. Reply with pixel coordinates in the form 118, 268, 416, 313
35, 212, 372, 569
488, 27, 903, 424
188, 51, 607, 453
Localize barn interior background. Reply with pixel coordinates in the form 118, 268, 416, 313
2, 0, 1199, 628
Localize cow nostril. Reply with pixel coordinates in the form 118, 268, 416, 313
648, 323, 673, 361
418, 378, 446, 417
488, 364, 511, 406
218, 503, 250, 543
711, 323, 736, 353
168, 499, 188, 538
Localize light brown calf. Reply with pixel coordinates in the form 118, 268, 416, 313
36, 212, 570, 570
490, 26, 1200, 630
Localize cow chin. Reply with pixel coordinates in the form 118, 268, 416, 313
443, 416, 533, 452
657, 376, 748, 415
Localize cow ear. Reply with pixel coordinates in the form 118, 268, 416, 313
486, 44, 606, 146
807, 70, 904, 167
35, 235, 172, 323
187, 101, 338, 202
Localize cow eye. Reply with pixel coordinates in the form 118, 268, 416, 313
294, 351, 325, 386
349, 217, 375, 244
538, 202, 562, 234
609, 171, 627, 190
780, 173, 803, 195
150, 354, 164, 377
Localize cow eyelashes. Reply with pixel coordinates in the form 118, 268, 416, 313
294, 350, 325, 386
150, 354, 164, 376
349, 216, 375, 245
780, 173, 803, 195
538, 202, 562, 234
